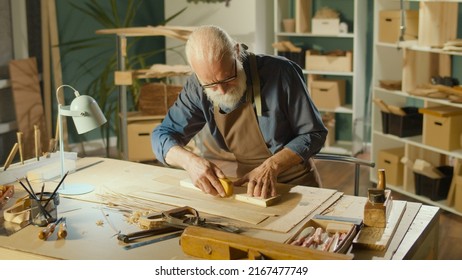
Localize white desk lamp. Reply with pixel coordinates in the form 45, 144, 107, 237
56, 85, 107, 195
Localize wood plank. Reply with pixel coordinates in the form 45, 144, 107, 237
180, 178, 281, 207
352, 200, 407, 251
8, 58, 49, 161
392, 205, 440, 260
47, 0, 67, 148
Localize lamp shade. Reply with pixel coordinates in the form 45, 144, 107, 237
70, 95, 107, 134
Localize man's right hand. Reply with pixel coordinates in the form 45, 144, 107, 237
165, 146, 227, 197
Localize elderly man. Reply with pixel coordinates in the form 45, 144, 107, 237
152, 25, 327, 199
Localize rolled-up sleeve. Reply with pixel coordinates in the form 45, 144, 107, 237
151, 77, 207, 165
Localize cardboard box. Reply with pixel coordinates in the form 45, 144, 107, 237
305, 50, 352, 72
455, 175, 462, 212
312, 18, 339, 35
377, 147, 405, 186
379, 10, 419, 43
311, 79, 346, 109
419, 106, 462, 151
128, 119, 161, 162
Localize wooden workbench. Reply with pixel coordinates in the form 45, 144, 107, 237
0, 157, 439, 260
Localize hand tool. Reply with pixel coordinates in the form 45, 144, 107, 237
123, 231, 182, 250
162, 206, 240, 233
38, 217, 63, 240
57, 217, 67, 239
117, 225, 182, 243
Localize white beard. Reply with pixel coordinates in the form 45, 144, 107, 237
204, 68, 247, 110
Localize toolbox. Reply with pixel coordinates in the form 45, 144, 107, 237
285, 217, 358, 254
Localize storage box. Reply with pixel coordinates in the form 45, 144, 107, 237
388, 107, 423, 137
285, 218, 357, 254
312, 18, 339, 35
381, 111, 390, 134
305, 50, 352, 72
278, 49, 307, 68
419, 106, 462, 151
415, 165, 453, 201
379, 10, 419, 43
454, 175, 462, 212
128, 119, 162, 162
311, 79, 346, 109
377, 147, 405, 186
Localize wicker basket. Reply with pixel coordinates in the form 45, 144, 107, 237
138, 83, 182, 115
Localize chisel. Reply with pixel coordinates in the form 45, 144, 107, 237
38, 217, 63, 240
57, 217, 67, 239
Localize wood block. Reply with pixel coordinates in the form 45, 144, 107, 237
114, 71, 133, 85
295, 0, 312, 33
179, 178, 280, 207
364, 189, 392, 228
353, 200, 406, 251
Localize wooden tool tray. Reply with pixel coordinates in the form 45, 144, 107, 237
285, 218, 358, 254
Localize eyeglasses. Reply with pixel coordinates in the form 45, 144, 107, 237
200, 59, 237, 89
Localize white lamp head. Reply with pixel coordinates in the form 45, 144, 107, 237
70, 95, 107, 134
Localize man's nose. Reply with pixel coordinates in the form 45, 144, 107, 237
216, 83, 228, 94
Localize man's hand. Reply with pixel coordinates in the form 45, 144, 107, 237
186, 156, 227, 197
165, 146, 227, 197
233, 148, 303, 199
233, 162, 278, 199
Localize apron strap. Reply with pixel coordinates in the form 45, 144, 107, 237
248, 53, 262, 116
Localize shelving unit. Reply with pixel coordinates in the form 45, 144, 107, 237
273, 0, 367, 155
371, 0, 462, 216
95, 26, 192, 160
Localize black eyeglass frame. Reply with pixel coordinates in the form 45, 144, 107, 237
199, 58, 237, 89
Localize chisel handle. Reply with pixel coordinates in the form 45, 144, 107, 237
58, 219, 67, 239
39, 223, 57, 240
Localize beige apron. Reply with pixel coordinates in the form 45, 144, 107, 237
213, 53, 320, 187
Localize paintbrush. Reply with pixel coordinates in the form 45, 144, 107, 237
43, 171, 69, 209
17, 179, 52, 219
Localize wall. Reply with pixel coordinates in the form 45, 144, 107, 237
164, 0, 274, 67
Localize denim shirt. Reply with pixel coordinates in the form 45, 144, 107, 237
151, 52, 327, 167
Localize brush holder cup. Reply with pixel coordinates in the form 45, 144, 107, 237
30, 192, 60, 226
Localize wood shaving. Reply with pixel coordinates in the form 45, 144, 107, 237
96, 220, 104, 226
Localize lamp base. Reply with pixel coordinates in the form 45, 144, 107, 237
58, 183, 94, 195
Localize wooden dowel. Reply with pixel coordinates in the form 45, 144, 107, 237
16, 132, 24, 164
3, 143, 19, 171
34, 125, 41, 161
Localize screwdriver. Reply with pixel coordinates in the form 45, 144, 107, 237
57, 217, 67, 239
38, 217, 63, 240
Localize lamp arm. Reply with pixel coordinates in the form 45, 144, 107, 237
56, 84, 81, 106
